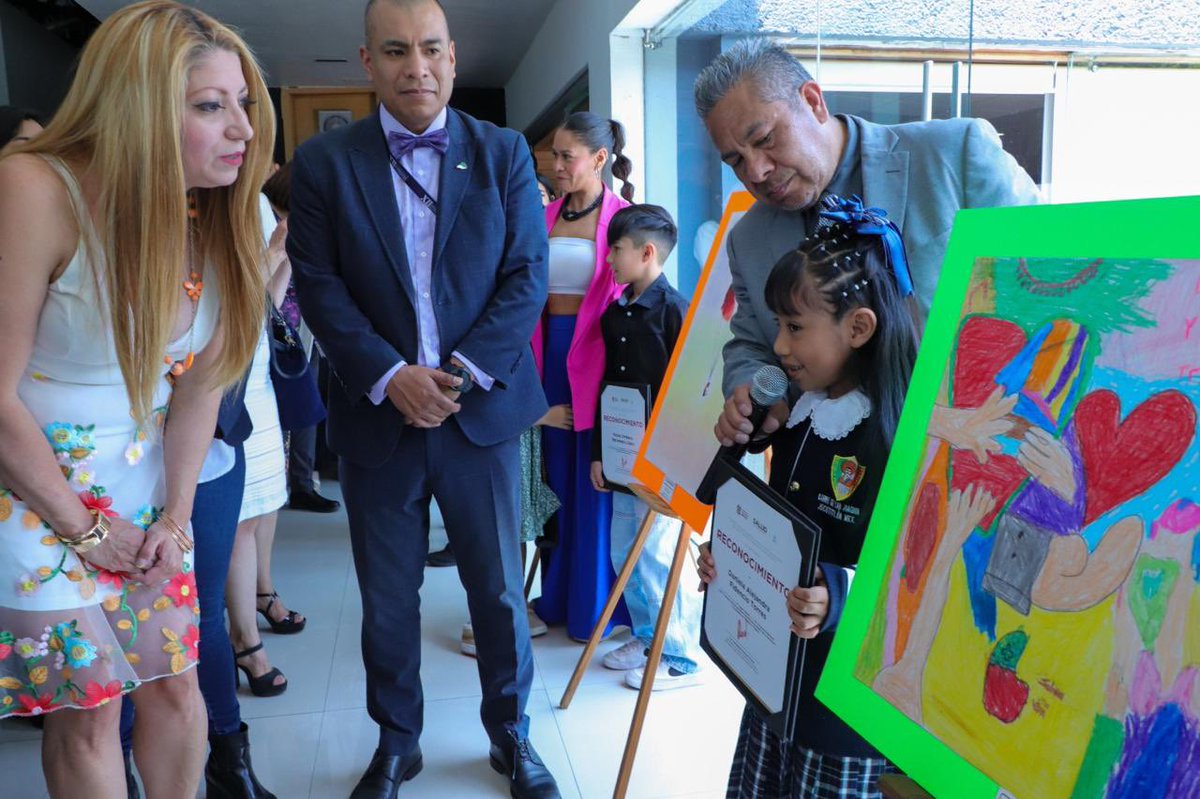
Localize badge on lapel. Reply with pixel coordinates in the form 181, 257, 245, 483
455, 161, 467, 170
831, 456, 866, 502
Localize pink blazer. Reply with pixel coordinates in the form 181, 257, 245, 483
532, 188, 630, 431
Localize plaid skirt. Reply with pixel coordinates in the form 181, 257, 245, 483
727, 705, 897, 799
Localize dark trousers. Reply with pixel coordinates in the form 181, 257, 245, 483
339, 422, 532, 756
120, 445, 246, 747
287, 351, 321, 493
287, 423, 317, 492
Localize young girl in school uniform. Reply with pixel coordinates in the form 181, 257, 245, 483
699, 195, 921, 798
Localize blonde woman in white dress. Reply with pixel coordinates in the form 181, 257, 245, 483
0, 3, 273, 795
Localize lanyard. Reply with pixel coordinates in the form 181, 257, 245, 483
387, 152, 438, 214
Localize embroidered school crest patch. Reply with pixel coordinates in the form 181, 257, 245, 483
831, 456, 865, 502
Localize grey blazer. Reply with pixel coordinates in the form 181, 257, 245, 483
722, 115, 1039, 395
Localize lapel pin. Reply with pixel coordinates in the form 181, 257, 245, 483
455, 161, 468, 170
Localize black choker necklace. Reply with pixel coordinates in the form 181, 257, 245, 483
559, 190, 604, 222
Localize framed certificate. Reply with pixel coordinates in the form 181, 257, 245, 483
598, 382, 651, 494
700, 459, 821, 741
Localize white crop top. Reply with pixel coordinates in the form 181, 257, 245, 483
548, 237, 596, 296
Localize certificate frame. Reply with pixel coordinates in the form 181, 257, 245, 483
598, 381, 652, 495
700, 458, 821, 741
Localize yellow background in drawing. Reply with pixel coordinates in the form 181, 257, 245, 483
920, 547, 1114, 798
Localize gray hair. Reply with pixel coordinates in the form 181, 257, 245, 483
693, 39, 814, 120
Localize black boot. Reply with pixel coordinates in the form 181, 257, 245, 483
124, 749, 140, 799
205, 722, 277, 799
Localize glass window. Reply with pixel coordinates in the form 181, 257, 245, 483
638, 0, 1200, 296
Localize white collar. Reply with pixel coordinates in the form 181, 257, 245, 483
379, 103, 448, 138
786, 388, 872, 440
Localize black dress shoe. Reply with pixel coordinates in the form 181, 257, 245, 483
287, 488, 341, 513
349, 748, 423, 799
489, 734, 561, 799
425, 544, 455, 568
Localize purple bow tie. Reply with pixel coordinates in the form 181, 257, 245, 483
387, 128, 449, 159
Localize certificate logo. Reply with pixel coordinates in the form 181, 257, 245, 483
830, 456, 865, 502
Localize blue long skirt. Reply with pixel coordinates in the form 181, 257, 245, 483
535, 314, 630, 641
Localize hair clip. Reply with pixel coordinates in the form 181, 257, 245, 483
818, 194, 915, 298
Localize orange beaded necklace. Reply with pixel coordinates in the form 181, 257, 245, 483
165, 195, 203, 381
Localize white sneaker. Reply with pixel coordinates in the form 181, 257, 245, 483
527, 606, 548, 637
624, 663, 702, 691
602, 639, 647, 671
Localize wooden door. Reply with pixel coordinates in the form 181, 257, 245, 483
281, 87, 377, 161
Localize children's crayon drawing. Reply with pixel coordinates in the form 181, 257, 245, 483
633, 191, 754, 531
854, 256, 1200, 798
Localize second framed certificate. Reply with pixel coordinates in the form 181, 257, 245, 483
598, 382, 651, 494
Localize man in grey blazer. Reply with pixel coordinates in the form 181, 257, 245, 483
696, 40, 1039, 447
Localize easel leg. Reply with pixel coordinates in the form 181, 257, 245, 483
559, 508, 658, 710
612, 524, 693, 799
523, 548, 541, 601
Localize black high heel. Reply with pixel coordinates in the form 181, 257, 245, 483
256, 591, 306, 634
233, 643, 287, 697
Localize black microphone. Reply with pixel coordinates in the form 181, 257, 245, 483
695, 364, 789, 505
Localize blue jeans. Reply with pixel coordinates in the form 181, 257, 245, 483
609, 491, 701, 673
121, 445, 246, 748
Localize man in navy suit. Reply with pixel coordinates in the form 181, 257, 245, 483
287, 2, 557, 797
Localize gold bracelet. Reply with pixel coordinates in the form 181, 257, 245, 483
157, 511, 187, 538
157, 512, 194, 553
56, 508, 110, 555
168, 527, 194, 553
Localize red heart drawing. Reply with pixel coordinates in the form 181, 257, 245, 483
1075, 390, 1196, 526
949, 317, 1032, 528
953, 316, 1028, 408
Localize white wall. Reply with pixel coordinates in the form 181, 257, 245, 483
505, 0, 641, 131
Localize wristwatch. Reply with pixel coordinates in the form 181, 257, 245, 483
58, 509, 110, 555
441, 364, 475, 395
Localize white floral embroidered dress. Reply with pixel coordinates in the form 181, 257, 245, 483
0, 157, 210, 717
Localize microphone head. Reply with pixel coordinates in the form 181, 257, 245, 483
749, 365, 789, 407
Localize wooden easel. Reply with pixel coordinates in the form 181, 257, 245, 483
879, 774, 934, 798
558, 483, 700, 799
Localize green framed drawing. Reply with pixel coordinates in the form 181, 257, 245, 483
818, 196, 1200, 799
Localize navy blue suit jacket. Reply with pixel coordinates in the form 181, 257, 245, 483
287, 108, 549, 466
215, 377, 252, 447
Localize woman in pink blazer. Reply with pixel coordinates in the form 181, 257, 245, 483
532, 112, 635, 641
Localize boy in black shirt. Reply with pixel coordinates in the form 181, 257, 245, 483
588, 205, 702, 690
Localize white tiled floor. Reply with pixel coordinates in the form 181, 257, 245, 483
0, 482, 744, 798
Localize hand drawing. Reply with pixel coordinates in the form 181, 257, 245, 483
928, 386, 1017, 463
1017, 427, 1076, 503
874, 485, 996, 723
